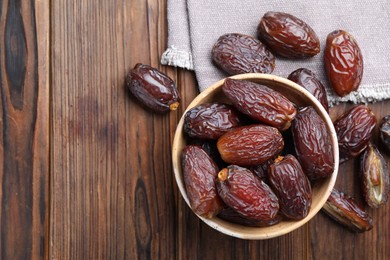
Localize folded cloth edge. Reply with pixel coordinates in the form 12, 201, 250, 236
161, 45, 194, 70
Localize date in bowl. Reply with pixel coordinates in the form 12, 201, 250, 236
172, 73, 339, 239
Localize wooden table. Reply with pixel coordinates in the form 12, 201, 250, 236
0, 0, 388, 259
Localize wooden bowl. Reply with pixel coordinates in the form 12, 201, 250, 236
172, 73, 339, 240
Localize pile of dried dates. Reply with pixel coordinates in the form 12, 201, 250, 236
181, 77, 334, 226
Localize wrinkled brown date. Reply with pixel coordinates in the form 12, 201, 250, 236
334, 105, 376, 162
217, 124, 284, 166
322, 188, 373, 232
126, 63, 181, 112
181, 145, 223, 218
257, 12, 320, 58
268, 155, 312, 220
324, 30, 363, 97
222, 78, 297, 131
287, 68, 329, 112
184, 103, 241, 140
379, 115, 390, 150
360, 143, 389, 208
292, 106, 334, 180
216, 165, 279, 221
211, 33, 275, 75
218, 206, 282, 227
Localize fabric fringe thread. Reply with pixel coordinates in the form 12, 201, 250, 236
161, 46, 194, 70
328, 82, 390, 106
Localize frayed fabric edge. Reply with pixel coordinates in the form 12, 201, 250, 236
161, 46, 194, 70
328, 82, 390, 106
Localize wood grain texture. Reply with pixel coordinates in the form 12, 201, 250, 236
0, 0, 50, 259
49, 0, 390, 260
50, 0, 180, 258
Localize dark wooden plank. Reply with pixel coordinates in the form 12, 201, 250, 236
0, 0, 50, 259
51, 1, 126, 258
51, 0, 182, 258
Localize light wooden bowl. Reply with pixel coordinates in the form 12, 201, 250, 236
172, 73, 339, 240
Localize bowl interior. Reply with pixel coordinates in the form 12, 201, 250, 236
172, 73, 339, 240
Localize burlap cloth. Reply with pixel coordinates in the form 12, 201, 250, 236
161, 0, 390, 105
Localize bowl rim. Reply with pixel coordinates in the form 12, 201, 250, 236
172, 73, 339, 240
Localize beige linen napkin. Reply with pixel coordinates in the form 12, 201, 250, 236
161, 0, 390, 105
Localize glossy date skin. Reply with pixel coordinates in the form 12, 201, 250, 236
184, 103, 241, 140
334, 105, 376, 162
324, 30, 363, 97
218, 206, 282, 227
360, 143, 389, 208
322, 188, 373, 232
257, 12, 320, 58
126, 63, 181, 112
292, 106, 334, 180
216, 165, 279, 221
217, 124, 284, 166
181, 145, 223, 218
222, 78, 297, 131
380, 115, 390, 150
211, 33, 275, 75
268, 155, 312, 220
287, 68, 329, 112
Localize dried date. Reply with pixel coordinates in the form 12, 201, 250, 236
322, 188, 373, 232
181, 145, 223, 218
216, 165, 279, 221
334, 105, 376, 162
222, 78, 297, 131
268, 155, 312, 220
292, 106, 334, 180
184, 103, 241, 140
360, 143, 389, 208
218, 206, 282, 227
379, 115, 390, 150
217, 124, 284, 166
257, 12, 320, 58
211, 33, 275, 75
287, 68, 329, 112
126, 63, 181, 112
324, 30, 363, 97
